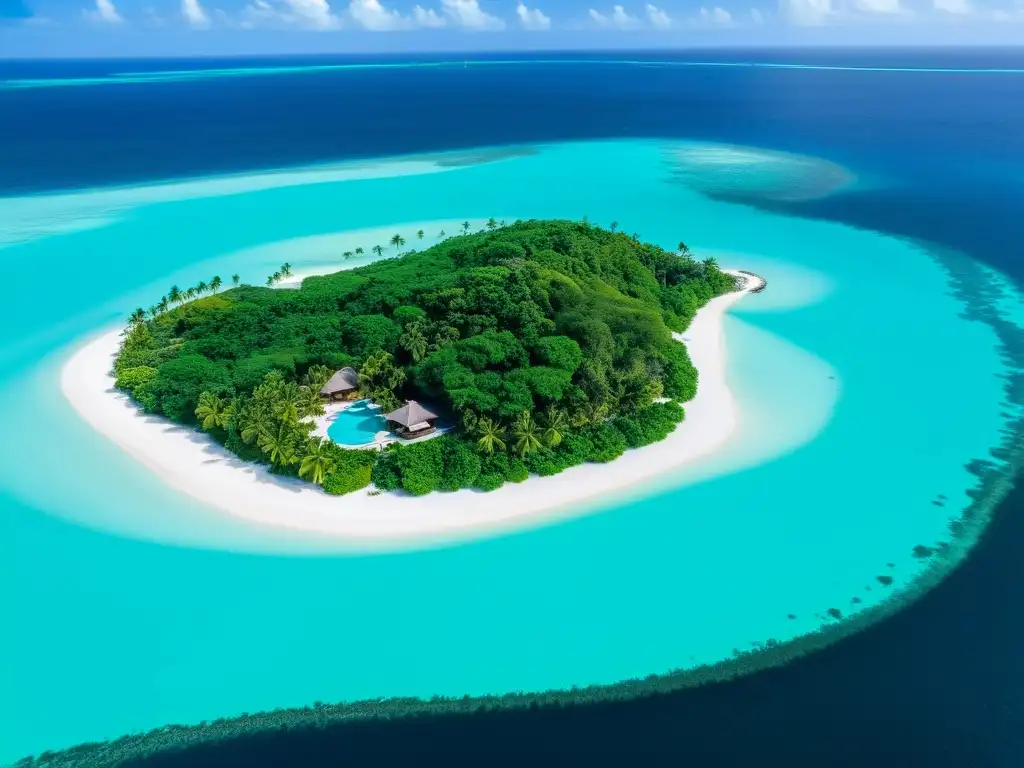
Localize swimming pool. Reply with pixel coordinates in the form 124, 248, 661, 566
325, 400, 388, 447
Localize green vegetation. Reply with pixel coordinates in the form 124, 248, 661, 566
113, 219, 734, 496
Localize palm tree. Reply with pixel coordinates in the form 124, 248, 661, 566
168, 285, 182, 305
372, 245, 384, 258
512, 411, 543, 458
702, 256, 718, 271
238, 404, 272, 445
390, 234, 405, 252
399, 325, 428, 363
355, 247, 364, 256
305, 364, 333, 393
679, 241, 692, 256
280, 263, 292, 277
297, 385, 325, 419
210, 276, 223, 293
343, 251, 354, 260
476, 417, 506, 455
437, 230, 446, 238
258, 423, 298, 466
157, 297, 169, 314
539, 407, 568, 449
196, 280, 208, 295
299, 438, 336, 487
129, 307, 146, 325
486, 218, 498, 230
500, 220, 507, 227
610, 221, 619, 232
195, 392, 233, 430
266, 276, 276, 287
184, 287, 197, 301
582, 215, 589, 225
147, 305, 158, 320
416, 229, 424, 240
461, 221, 471, 234
232, 274, 240, 286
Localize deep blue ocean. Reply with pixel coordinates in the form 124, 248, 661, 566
2, 49, 1024, 767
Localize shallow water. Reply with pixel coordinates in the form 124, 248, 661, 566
0, 138, 1015, 763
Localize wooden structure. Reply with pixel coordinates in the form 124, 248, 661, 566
320, 367, 360, 401
384, 400, 439, 439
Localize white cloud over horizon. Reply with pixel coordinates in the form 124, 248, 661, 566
517, 1, 552, 29
933, 0, 972, 11
699, 5, 733, 23
589, 4, 641, 28
779, 0, 833, 24
854, 0, 905, 14
645, 3, 673, 27
347, 0, 409, 29
413, 3, 447, 26
182, 0, 211, 28
442, 0, 505, 29
84, 0, 124, 24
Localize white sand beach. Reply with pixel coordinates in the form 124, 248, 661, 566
61, 270, 764, 550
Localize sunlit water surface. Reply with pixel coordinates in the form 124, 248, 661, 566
0, 140, 1015, 762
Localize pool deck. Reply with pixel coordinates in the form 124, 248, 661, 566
310, 400, 448, 450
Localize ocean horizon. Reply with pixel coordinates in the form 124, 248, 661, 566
1, 49, 1023, 767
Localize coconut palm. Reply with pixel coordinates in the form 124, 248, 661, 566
486, 218, 498, 230
416, 229, 424, 240
168, 285, 182, 305
437, 230, 446, 238
399, 324, 429, 363
610, 220, 619, 232
299, 438, 336, 486
343, 251, 354, 259
476, 417, 506, 455
258, 423, 298, 466
266, 276, 276, 287
512, 411, 543, 458
305, 364, 333, 393
210, 275, 223, 293
297, 385, 325, 419
129, 308, 146, 325
372, 245, 384, 258
280, 263, 292, 277
702, 256, 718, 271
390, 234, 405, 252
147, 305, 158, 320
157, 297, 169, 314
500, 220, 507, 227
238, 403, 273, 445
679, 241, 692, 256
461, 221, 471, 234
196, 280, 208, 295
355, 247, 364, 256
195, 392, 233, 430
539, 407, 568, 449
232, 274, 240, 286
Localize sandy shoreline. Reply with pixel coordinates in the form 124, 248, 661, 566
60, 270, 763, 550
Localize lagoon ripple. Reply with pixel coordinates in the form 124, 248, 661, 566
0, 140, 1019, 764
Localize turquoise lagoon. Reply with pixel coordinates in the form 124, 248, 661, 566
325, 400, 387, 448
0, 140, 1018, 763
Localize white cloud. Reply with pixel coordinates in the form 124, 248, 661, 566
85, 0, 124, 23
182, 0, 211, 27
282, 0, 339, 28
346, 0, 408, 29
413, 4, 447, 26
441, 0, 505, 29
933, 0, 971, 11
779, 0, 833, 24
645, 3, 672, 27
854, 0, 903, 13
516, 1, 551, 29
589, 4, 640, 28
699, 5, 732, 23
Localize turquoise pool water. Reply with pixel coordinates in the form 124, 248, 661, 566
325, 400, 387, 447
0, 139, 1018, 763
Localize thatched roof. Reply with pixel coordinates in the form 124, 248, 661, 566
320, 367, 359, 395
384, 400, 438, 428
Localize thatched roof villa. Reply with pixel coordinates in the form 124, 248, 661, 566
384, 400, 439, 439
320, 367, 360, 401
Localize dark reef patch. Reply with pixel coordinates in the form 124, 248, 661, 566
876, 575, 894, 587
827, 608, 843, 620
913, 545, 935, 559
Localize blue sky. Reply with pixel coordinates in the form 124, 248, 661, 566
0, 0, 1020, 57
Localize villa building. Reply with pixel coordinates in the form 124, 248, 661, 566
384, 400, 439, 439
320, 367, 360, 401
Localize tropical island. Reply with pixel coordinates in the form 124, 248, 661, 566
110, 219, 738, 500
